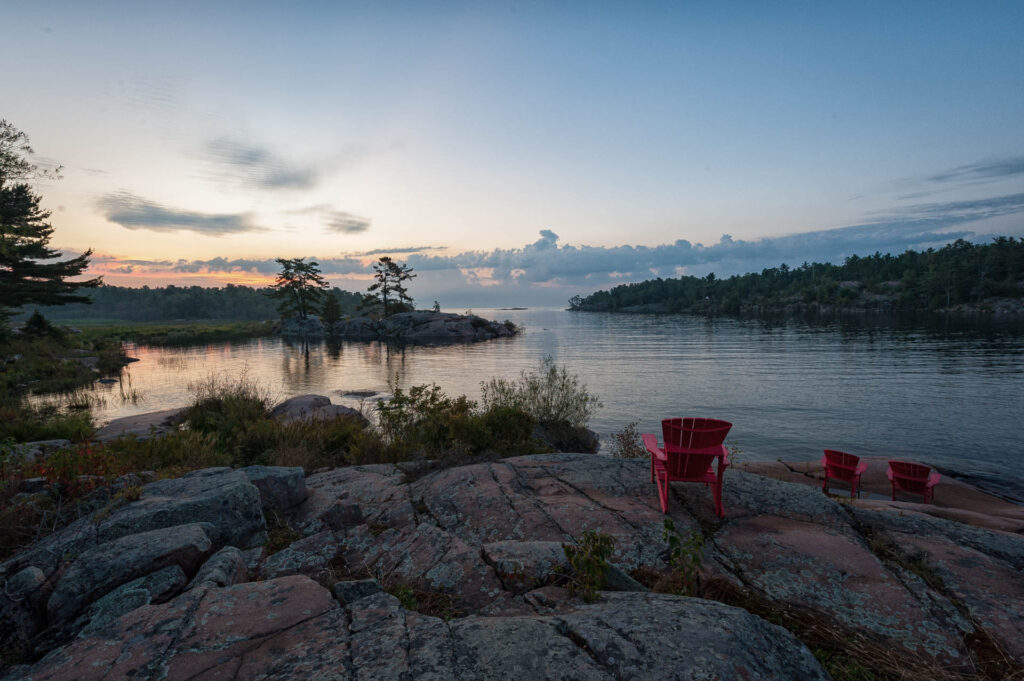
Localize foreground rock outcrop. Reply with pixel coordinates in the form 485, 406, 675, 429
3, 454, 1022, 680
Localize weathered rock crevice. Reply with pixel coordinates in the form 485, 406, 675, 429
4, 454, 1022, 681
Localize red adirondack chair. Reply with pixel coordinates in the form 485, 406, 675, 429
821, 449, 868, 498
887, 460, 941, 503
642, 418, 732, 518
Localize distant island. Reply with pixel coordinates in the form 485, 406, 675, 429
569, 238, 1024, 316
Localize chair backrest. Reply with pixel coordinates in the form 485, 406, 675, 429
662, 417, 732, 450
823, 449, 860, 480
664, 449, 718, 479
889, 460, 932, 493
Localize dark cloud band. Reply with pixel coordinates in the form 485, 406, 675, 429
97, 191, 261, 235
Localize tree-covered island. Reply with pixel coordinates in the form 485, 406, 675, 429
570, 238, 1024, 316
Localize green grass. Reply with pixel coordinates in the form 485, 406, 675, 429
77, 320, 275, 346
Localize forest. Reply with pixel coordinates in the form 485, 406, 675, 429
15, 284, 365, 322
570, 237, 1024, 315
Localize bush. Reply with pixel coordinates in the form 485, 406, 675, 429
21, 310, 63, 340
481, 356, 601, 428
562, 530, 615, 602
0, 401, 93, 442
375, 378, 544, 463
609, 421, 646, 459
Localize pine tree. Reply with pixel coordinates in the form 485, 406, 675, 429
321, 291, 342, 325
365, 256, 416, 316
0, 121, 100, 319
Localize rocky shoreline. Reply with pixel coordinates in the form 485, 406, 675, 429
2, 445, 1021, 679
281, 311, 520, 343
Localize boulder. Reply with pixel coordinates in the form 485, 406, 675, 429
75, 565, 187, 636
186, 546, 248, 592
0, 566, 48, 643
258, 530, 339, 582
47, 523, 213, 624
4, 440, 72, 464
269, 394, 366, 425
240, 465, 308, 511
0, 468, 266, 587
94, 467, 267, 549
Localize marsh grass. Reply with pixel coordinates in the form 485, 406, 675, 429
78, 320, 275, 347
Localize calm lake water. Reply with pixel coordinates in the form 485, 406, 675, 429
85, 309, 1024, 502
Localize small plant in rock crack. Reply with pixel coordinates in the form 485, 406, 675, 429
562, 530, 615, 602
663, 518, 704, 596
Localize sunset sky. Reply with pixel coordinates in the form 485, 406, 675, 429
3, 1, 1023, 306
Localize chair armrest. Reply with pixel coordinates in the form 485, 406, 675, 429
886, 467, 894, 481
820, 455, 828, 467
642, 434, 663, 458
720, 448, 731, 468
855, 462, 868, 475
927, 472, 941, 487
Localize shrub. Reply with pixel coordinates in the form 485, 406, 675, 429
662, 518, 704, 596
609, 421, 646, 459
375, 378, 544, 463
562, 530, 615, 602
0, 401, 93, 442
481, 356, 601, 428
105, 430, 230, 473
21, 310, 63, 340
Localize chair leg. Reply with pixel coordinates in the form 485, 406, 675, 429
711, 481, 724, 518
822, 475, 829, 494
656, 472, 669, 513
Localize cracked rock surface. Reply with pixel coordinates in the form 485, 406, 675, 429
11, 576, 828, 681
4, 453, 1023, 679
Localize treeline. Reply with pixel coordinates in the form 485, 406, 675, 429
18, 284, 365, 322
571, 237, 1024, 315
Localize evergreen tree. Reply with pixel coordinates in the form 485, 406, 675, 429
0, 121, 100, 320
321, 291, 342, 325
269, 257, 329, 320
365, 256, 416, 316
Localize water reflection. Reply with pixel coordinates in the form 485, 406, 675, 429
64, 309, 1024, 501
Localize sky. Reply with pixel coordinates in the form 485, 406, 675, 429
3, 0, 1023, 307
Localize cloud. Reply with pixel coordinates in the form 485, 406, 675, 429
203, 137, 321, 190
287, 204, 371, 234
928, 157, 1024, 184
97, 191, 261, 235
352, 246, 445, 256
85, 189, 1024, 305
323, 211, 370, 234
167, 255, 371, 276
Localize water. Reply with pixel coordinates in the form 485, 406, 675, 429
83, 309, 1024, 502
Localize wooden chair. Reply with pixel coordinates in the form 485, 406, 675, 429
821, 449, 868, 498
887, 461, 941, 503
642, 418, 732, 518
